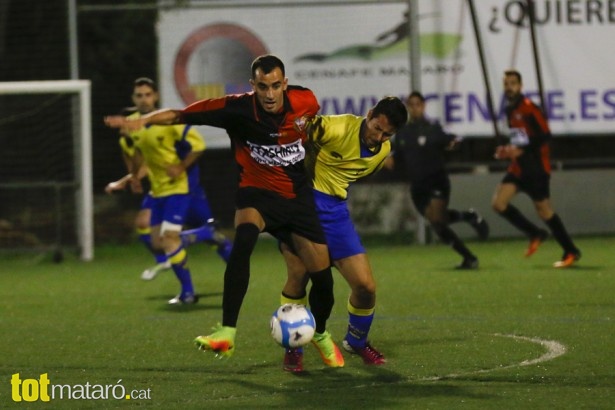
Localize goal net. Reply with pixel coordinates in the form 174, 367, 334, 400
0, 80, 93, 261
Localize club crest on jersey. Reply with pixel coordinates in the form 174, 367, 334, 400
418, 136, 427, 146
293, 116, 308, 133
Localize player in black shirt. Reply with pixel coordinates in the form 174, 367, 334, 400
386, 91, 489, 269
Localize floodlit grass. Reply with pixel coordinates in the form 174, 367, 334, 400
1, 236, 614, 409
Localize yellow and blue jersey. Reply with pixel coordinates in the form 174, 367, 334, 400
119, 134, 137, 158
126, 112, 205, 198
306, 114, 391, 199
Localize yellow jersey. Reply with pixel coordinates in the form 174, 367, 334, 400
306, 114, 390, 199
126, 112, 205, 197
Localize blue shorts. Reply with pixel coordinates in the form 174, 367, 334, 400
141, 193, 155, 210
313, 190, 365, 260
149, 194, 191, 227
185, 185, 214, 227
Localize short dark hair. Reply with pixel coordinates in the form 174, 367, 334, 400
371, 96, 408, 130
407, 90, 425, 103
134, 77, 157, 92
251, 54, 285, 79
504, 69, 522, 83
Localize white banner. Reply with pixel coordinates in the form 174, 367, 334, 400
159, 0, 615, 147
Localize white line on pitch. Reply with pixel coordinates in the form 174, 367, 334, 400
420, 333, 567, 382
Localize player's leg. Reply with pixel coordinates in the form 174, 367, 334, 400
153, 195, 196, 305
313, 190, 384, 364
160, 224, 197, 304
291, 233, 333, 334
194, 206, 264, 357
291, 233, 344, 368
136, 197, 170, 280
533, 198, 581, 267
492, 179, 548, 256
334, 254, 386, 365
424, 197, 478, 269
182, 187, 233, 262
280, 242, 310, 304
447, 208, 489, 240
279, 242, 309, 372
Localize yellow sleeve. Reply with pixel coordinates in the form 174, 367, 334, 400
185, 125, 206, 152
119, 136, 136, 157
173, 124, 205, 152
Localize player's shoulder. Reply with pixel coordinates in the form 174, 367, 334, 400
520, 96, 541, 111
286, 86, 319, 115
318, 114, 362, 137
286, 85, 316, 101
320, 113, 361, 126
418, 115, 440, 127
287, 84, 314, 94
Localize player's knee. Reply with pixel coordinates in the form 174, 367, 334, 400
134, 216, 149, 231
430, 220, 447, 233
353, 282, 376, 301
134, 210, 150, 230
232, 223, 260, 254
492, 198, 507, 213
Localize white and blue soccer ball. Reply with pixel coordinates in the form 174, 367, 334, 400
270, 303, 316, 348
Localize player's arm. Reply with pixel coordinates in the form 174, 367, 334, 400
167, 125, 206, 178
105, 137, 140, 194
430, 121, 459, 151
105, 173, 133, 194
105, 108, 183, 131
166, 150, 204, 179
527, 105, 552, 147
494, 144, 523, 160
383, 155, 395, 171
129, 150, 146, 194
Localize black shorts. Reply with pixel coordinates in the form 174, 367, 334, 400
502, 172, 550, 201
410, 173, 451, 215
235, 186, 327, 245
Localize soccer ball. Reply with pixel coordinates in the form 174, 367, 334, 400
270, 303, 316, 348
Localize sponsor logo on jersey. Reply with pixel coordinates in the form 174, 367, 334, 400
247, 139, 305, 166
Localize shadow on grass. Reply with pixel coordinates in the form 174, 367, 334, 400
222, 364, 494, 406
145, 293, 223, 312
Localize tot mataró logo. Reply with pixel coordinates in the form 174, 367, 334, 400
10, 373, 151, 402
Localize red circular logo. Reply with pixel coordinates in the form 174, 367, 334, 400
174, 23, 269, 105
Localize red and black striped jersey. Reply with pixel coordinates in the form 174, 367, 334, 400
179, 86, 320, 199
505, 95, 551, 177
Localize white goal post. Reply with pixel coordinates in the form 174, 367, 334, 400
0, 80, 93, 261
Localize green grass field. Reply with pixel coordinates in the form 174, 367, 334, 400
2, 236, 614, 409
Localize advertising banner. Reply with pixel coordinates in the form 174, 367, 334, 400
159, 0, 615, 147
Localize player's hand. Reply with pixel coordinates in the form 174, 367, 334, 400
166, 164, 185, 179
129, 176, 143, 194
104, 180, 125, 194
104, 116, 144, 131
383, 156, 395, 171
494, 144, 523, 160
446, 135, 463, 151
104, 116, 126, 128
